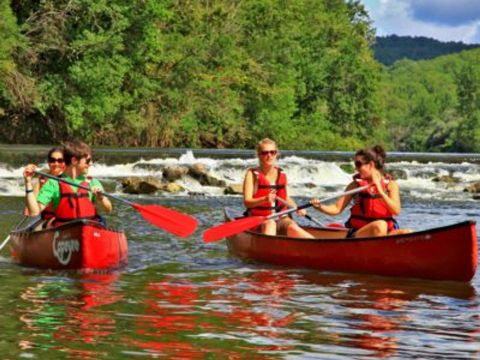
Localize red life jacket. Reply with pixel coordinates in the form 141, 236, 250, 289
38, 176, 55, 221
53, 178, 99, 225
345, 174, 397, 231
248, 167, 288, 216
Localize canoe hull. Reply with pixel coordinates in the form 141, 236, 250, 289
225, 210, 477, 282
10, 220, 128, 270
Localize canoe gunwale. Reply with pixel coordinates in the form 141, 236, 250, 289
9, 218, 124, 237
224, 208, 476, 244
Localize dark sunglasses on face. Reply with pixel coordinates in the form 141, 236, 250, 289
260, 150, 278, 156
84, 157, 92, 164
354, 160, 368, 168
48, 157, 65, 164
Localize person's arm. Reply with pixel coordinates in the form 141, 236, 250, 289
371, 169, 401, 215
91, 181, 112, 214
23, 165, 46, 216
311, 182, 357, 216
378, 180, 401, 215
243, 170, 275, 209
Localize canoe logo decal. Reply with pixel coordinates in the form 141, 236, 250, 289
52, 232, 80, 265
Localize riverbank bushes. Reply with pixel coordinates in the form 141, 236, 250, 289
1, 0, 479, 152
0, 0, 381, 149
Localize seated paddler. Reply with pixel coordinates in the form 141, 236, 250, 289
311, 145, 412, 238
243, 138, 314, 238
23, 140, 112, 227
24, 146, 66, 222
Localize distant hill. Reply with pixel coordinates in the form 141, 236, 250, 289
373, 35, 480, 66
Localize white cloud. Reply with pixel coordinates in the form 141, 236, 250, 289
361, 0, 480, 43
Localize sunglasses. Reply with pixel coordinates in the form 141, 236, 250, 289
84, 156, 92, 164
48, 157, 65, 164
260, 150, 278, 156
354, 160, 368, 168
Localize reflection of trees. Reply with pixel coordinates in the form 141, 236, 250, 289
18, 272, 123, 359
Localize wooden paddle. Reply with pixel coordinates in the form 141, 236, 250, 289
35, 171, 198, 238
203, 185, 369, 243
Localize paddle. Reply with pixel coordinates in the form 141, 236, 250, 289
275, 195, 326, 227
35, 171, 198, 238
203, 185, 369, 243
0, 216, 30, 252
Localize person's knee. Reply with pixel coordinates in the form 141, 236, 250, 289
263, 219, 277, 235
372, 221, 388, 236
286, 223, 297, 236
287, 223, 313, 238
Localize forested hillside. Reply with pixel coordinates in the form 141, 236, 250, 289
380, 49, 480, 152
0, 0, 381, 150
374, 35, 480, 66
1, 1, 480, 152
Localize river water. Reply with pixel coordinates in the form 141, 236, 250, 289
0, 147, 479, 359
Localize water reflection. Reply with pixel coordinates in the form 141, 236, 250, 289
298, 271, 477, 358
18, 272, 122, 359
128, 270, 299, 359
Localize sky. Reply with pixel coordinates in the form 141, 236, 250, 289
360, 0, 480, 44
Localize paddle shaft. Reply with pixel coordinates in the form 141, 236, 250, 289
265, 185, 370, 221
36, 171, 134, 206
34, 171, 198, 237
274, 195, 326, 227
0, 216, 30, 252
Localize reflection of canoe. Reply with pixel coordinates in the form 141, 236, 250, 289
225, 209, 478, 282
9, 219, 128, 270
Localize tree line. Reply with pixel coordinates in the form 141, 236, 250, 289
373, 35, 480, 66
0, 0, 479, 152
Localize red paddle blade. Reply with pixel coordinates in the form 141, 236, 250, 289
203, 216, 265, 243
133, 204, 198, 238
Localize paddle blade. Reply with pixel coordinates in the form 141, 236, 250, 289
203, 216, 265, 243
133, 204, 198, 238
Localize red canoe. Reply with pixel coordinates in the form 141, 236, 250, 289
9, 219, 128, 270
224, 209, 478, 282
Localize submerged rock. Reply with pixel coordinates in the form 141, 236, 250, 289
188, 163, 226, 187
121, 176, 163, 194
224, 184, 243, 195
389, 169, 408, 180
161, 182, 184, 193
163, 165, 189, 182
432, 175, 460, 184
464, 182, 480, 193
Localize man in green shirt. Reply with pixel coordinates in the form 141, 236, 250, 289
23, 141, 112, 225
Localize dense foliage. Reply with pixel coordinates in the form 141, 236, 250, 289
0, 0, 381, 150
374, 35, 480, 66
1, 1, 479, 152
380, 49, 480, 152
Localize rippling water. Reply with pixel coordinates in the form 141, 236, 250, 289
0, 148, 479, 359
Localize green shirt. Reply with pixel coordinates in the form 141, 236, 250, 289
36, 175, 104, 210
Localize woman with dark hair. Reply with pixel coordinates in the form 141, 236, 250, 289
23, 141, 112, 227
311, 145, 411, 238
24, 146, 66, 220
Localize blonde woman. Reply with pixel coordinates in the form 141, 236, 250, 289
243, 138, 314, 238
